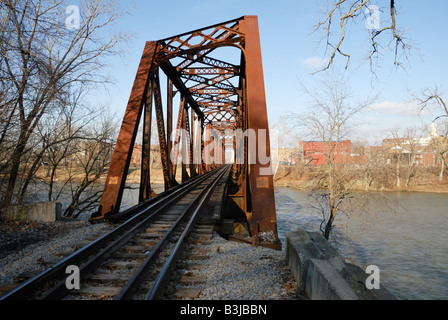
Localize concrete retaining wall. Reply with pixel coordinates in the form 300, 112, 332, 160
285, 228, 396, 300
1, 202, 62, 222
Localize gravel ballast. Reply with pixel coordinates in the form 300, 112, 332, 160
179, 234, 303, 300
0, 220, 303, 300
0, 220, 111, 287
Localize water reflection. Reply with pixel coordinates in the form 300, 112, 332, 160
274, 187, 448, 300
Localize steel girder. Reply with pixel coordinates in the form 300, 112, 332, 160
90, 16, 280, 250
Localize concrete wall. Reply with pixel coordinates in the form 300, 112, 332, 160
285, 228, 396, 300
1, 202, 62, 223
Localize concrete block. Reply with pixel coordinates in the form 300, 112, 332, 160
306, 259, 359, 300
285, 227, 396, 300
285, 228, 324, 290
339, 261, 396, 300
2, 202, 62, 222
285, 228, 346, 289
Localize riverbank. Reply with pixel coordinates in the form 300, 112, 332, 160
274, 164, 448, 194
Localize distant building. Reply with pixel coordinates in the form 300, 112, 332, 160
130, 144, 161, 167
299, 140, 352, 165
382, 123, 448, 167
131, 144, 143, 166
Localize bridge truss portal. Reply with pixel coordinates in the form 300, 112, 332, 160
90, 16, 281, 250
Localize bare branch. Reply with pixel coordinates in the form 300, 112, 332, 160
313, 0, 410, 73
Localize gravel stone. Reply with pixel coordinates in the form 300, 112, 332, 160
178, 234, 304, 300
0, 220, 110, 287
0, 221, 304, 300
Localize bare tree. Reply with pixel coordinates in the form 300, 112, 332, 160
429, 123, 448, 183
416, 87, 448, 182
350, 139, 389, 190
313, 0, 411, 73
0, 0, 129, 212
387, 126, 423, 188
292, 71, 376, 239
62, 112, 116, 218
416, 86, 448, 121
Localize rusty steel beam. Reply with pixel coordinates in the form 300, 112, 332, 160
240, 16, 280, 248
172, 97, 185, 180
140, 78, 154, 202
152, 70, 173, 191
159, 60, 204, 121
182, 73, 236, 92
189, 108, 197, 177
166, 78, 175, 186
91, 42, 157, 221
160, 38, 243, 64
194, 115, 202, 175
181, 105, 190, 183
182, 67, 239, 75
197, 89, 231, 95
158, 17, 243, 43
177, 54, 240, 75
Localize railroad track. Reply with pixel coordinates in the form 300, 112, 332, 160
0, 165, 230, 300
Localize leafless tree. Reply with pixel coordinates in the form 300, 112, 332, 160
292, 70, 377, 239
62, 112, 116, 218
416, 86, 448, 121
0, 0, 129, 213
416, 86, 448, 182
429, 124, 448, 183
386, 126, 423, 188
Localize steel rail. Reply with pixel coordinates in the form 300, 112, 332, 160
105, 162, 217, 223
115, 164, 229, 300
146, 165, 230, 300
0, 167, 225, 300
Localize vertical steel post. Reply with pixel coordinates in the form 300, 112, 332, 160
91, 42, 157, 221
172, 97, 185, 181
166, 78, 174, 186
240, 16, 279, 247
140, 79, 153, 202
200, 119, 206, 173
204, 123, 212, 172
181, 106, 189, 183
153, 70, 172, 191
195, 116, 202, 175
189, 108, 196, 177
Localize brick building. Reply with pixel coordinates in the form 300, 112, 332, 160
299, 140, 352, 165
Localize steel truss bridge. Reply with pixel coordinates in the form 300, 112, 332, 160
89, 16, 281, 250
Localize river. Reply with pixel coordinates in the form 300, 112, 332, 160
275, 187, 448, 300
67, 181, 448, 299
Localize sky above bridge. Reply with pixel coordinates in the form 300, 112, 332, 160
91, 0, 448, 145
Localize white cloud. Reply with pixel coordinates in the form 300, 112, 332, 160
303, 56, 329, 69
369, 101, 426, 116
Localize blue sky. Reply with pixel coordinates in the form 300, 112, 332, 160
93, 0, 448, 145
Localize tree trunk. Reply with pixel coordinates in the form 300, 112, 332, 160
324, 199, 337, 240
324, 210, 336, 240
440, 156, 446, 183
1, 131, 27, 209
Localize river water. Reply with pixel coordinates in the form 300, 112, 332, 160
274, 187, 448, 300
72, 181, 447, 299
